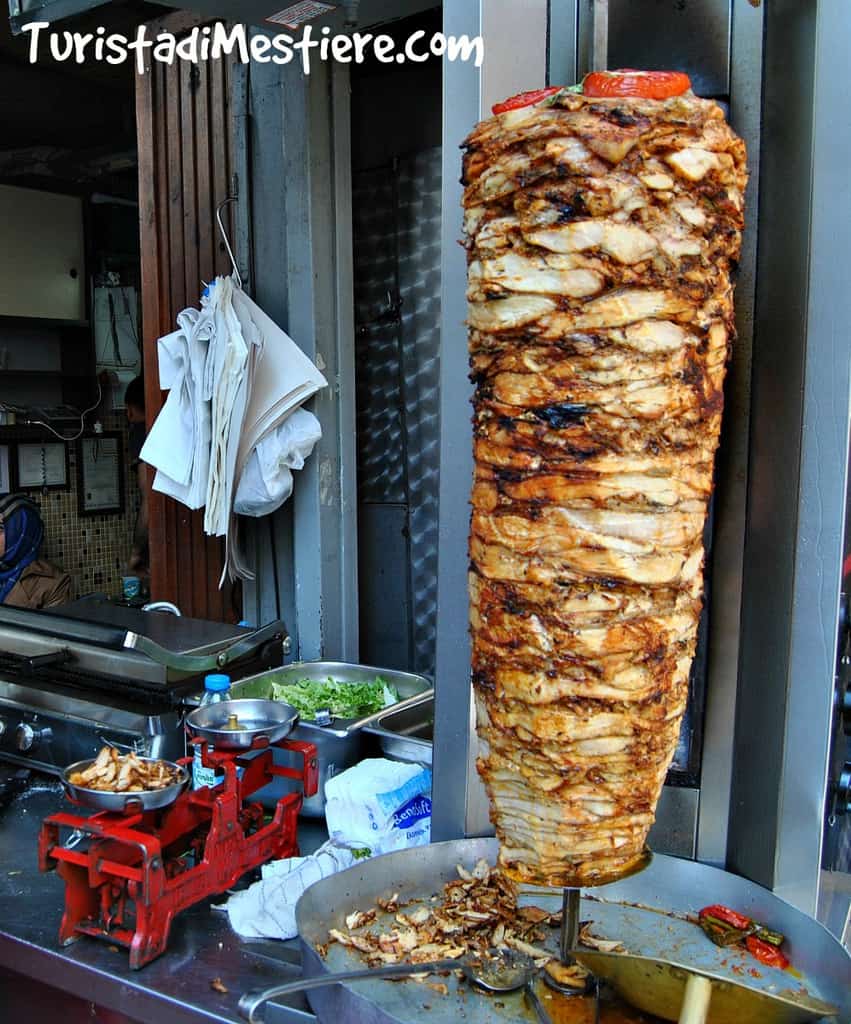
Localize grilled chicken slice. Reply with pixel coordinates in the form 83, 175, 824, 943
464, 87, 746, 886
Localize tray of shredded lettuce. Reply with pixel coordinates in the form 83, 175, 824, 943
269, 676, 398, 720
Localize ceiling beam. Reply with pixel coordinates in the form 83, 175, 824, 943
0, 143, 137, 181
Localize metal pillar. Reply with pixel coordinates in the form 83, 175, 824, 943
431, 0, 549, 841
239, 39, 359, 661
729, 0, 851, 915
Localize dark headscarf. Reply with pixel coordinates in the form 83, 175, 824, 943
0, 494, 44, 603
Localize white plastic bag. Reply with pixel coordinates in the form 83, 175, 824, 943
234, 407, 322, 516
324, 758, 432, 856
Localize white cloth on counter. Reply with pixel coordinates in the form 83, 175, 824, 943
226, 841, 358, 940
234, 408, 322, 517
225, 760, 432, 941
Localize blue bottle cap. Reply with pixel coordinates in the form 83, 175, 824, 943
204, 673, 231, 692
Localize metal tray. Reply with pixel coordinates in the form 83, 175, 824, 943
227, 663, 431, 817
363, 697, 433, 766
287, 839, 851, 1024
61, 757, 189, 814
229, 661, 433, 736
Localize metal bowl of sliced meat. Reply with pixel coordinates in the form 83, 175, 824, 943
61, 745, 189, 813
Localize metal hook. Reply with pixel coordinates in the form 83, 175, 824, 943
215, 175, 242, 290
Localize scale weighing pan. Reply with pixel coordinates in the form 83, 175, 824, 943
61, 757, 189, 813
185, 698, 299, 750
286, 838, 849, 1024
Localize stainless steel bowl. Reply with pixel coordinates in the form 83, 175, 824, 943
185, 698, 299, 751
61, 758, 189, 814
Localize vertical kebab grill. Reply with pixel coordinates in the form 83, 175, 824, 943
463, 74, 747, 887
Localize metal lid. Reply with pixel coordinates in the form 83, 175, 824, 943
204, 673, 231, 692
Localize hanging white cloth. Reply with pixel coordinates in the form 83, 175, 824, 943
140, 274, 328, 586
233, 407, 322, 517
140, 306, 213, 509
222, 287, 327, 582
231, 287, 327, 478
203, 275, 256, 537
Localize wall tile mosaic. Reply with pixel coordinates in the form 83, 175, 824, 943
2, 411, 140, 601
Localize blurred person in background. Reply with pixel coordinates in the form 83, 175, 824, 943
125, 375, 150, 581
0, 493, 72, 609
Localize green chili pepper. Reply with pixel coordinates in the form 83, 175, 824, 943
754, 925, 785, 947
699, 915, 747, 948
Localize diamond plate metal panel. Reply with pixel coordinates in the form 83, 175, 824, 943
353, 170, 407, 506
398, 148, 441, 677
352, 149, 441, 677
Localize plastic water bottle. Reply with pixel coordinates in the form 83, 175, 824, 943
192, 673, 231, 790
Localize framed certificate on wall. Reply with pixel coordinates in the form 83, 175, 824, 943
77, 433, 124, 516
17, 442, 69, 490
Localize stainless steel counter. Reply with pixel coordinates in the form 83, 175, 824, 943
0, 781, 321, 1024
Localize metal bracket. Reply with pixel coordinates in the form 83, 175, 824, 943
216, 174, 242, 289
592, 0, 609, 71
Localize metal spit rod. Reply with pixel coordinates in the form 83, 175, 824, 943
560, 887, 582, 963
559, 850, 655, 963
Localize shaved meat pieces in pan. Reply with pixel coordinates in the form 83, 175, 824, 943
68, 746, 181, 792
326, 860, 588, 977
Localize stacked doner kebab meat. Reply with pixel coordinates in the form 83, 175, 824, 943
463, 72, 747, 887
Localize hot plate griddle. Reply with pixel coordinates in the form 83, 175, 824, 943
0, 599, 289, 776
58, 598, 251, 654
0, 598, 286, 697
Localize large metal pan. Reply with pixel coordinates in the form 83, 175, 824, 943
282, 838, 850, 1024
61, 757, 189, 813
185, 698, 299, 751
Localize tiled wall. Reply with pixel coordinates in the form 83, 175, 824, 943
2, 411, 140, 601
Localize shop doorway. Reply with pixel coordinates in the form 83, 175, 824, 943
0, 3, 239, 621
0, 5, 148, 606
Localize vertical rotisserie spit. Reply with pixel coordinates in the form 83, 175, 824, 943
463, 74, 747, 887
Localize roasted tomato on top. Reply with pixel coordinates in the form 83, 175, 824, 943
583, 70, 691, 99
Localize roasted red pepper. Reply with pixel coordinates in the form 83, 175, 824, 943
492, 86, 562, 115
698, 904, 790, 968
698, 904, 754, 932
583, 69, 691, 99
745, 935, 790, 970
